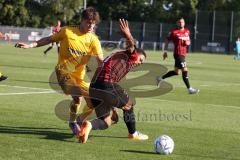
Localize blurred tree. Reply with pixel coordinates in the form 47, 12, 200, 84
87, 0, 152, 21
25, 0, 84, 27
225, 0, 240, 11
87, 0, 199, 24
0, 0, 240, 27
42, 0, 83, 25
0, 0, 30, 26
196, 0, 240, 11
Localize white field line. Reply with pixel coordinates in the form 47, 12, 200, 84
0, 90, 57, 95
0, 84, 52, 91
175, 83, 240, 88
0, 84, 63, 96
146, 60, 203, 65
147, 98, 240, 110
199, 83, 240, 87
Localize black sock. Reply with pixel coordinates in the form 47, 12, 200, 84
123, 108, 136, 134
162, 70, 178, 79
90, 119, 108, 130
182, 71, 190, 89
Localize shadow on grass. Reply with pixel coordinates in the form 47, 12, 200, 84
121, 150, 240, 160
0, 125, 74, 142
120, 150, 157, 155
90, 134, 126, 139
175, 153, 240, 160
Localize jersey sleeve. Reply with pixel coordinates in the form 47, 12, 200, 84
51, 27, 66, 42
90, 36, 103, 56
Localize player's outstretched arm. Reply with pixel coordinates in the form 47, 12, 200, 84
96, 54, 104, 66
15, 36, 52, 49
119, 18, 135, 53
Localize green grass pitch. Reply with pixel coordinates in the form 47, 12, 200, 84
0, 42, 240, 160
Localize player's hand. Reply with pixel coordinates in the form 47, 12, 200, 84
119, 19, 131, 37
185, 40, 191, 46
163, 52, 168, 60
15, 43, 31, 49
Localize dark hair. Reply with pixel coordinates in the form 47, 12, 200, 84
177, 17, 185, 22
81, 7, 100, 24
135, 48, 147, 58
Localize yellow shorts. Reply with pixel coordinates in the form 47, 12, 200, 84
55, 66, 89, 96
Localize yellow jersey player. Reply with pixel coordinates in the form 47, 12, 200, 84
15, 7, 104, 136
0, 32, 8, 81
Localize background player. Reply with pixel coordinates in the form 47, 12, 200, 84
156, 18, 199, 94
234, 37, 240, 59
43, 20, 61, 55
0, 32, 8, 81
15, 7, 103, 136
78, 19, 148, 144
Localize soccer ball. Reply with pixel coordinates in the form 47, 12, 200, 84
154, 135, 174, 155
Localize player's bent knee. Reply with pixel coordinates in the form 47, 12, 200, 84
183, 67, 188, 72
121, 99, 135, 110
174, 69, 180, 75
111, 109, 119, 124
104, 116, 113, 127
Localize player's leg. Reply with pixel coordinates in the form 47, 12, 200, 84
157, 69, 178, 81
0, 72, 8, 81
115, 84, 148, 140
55, 67, 83, 135
86, 87, 115, 130
69, 97, 82, 136
81, 87, 118, 131
111, 107, 119, 124
69, 84, 92, 136
121, 102, 148, 140
79, 102, 111, 143
69, 92, 95, 137
74, 80, 94, 126
179, 57, 199, 94
156, 56, 180, 86
181, 66, 190, 89
79, 115, 111, 143
79, 106, 121, 143
79, 85, 120, 143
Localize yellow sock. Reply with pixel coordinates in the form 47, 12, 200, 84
69, 101, 81, 122
0, 72, 2, 77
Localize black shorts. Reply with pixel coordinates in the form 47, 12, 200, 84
89, 81, 129, 119
174, 54, 186, 69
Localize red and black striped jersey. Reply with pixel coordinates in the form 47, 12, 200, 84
167, 28, 190, 56
92, 50, 138, 83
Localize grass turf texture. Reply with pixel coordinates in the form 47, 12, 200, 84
0, 43, 240, 160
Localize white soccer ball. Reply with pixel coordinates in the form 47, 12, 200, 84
154, 135, 174, 155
